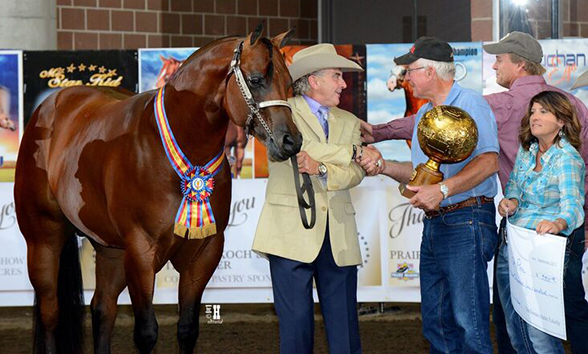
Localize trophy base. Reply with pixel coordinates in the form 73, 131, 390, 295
399, 162, 444, 198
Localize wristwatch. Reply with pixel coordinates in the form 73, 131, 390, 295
439, 183, 449, 200
318, 163, 327, 176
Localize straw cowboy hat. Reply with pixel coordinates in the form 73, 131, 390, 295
571, 69, 588, 90
288, 43, 363, 82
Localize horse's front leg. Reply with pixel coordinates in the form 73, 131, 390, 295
171, 233, 225, 353
90, 242, 127, 354
125, 238, 161, 354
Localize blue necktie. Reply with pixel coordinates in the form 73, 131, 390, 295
318, 106, 329, 138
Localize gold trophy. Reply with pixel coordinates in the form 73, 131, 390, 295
400, 105, 478, 198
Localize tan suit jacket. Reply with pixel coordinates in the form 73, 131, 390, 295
252, 95, 365, 266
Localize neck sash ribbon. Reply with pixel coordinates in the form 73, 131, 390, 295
154, 87, 225, 239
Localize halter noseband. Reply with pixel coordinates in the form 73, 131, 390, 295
227, 41, 292, 141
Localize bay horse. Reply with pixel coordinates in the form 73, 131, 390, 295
14, 24, 301, 354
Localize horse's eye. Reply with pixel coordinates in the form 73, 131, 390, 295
248, 76, 263, 87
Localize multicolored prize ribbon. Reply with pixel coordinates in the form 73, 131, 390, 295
154, 87, 225, 239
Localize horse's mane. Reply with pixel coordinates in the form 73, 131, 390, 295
182, 36, 240, 66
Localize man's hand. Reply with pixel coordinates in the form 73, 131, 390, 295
360, 120, 375, 144
357, 145, 384, 176
296, 151, 319, 175
406, 185, 443, 210
498, 198, 518, 217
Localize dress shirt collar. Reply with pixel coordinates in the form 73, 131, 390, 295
302, 94, 329, 116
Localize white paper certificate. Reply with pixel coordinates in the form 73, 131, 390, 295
507, 220, 567, 340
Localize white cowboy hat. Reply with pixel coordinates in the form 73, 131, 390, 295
288, 44, 363, 82
571, 69, 588, 90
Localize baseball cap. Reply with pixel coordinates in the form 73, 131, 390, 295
483, 31, 543, 63
394, 37, 454, 65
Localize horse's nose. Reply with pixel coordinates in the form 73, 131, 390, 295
281, 132, 302, 156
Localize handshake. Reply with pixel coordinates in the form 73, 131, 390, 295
354, 144, 385, 176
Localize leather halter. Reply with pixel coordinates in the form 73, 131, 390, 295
227, 41, 292, 140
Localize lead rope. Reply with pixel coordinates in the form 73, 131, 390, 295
291, 156, 316, 229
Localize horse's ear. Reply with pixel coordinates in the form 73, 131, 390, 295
248, 21, 265, 45
272, 28, 296, 49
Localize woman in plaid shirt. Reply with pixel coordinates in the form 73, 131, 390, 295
497, 91, 586, 353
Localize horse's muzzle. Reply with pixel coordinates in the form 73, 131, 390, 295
268, 130, 302, 161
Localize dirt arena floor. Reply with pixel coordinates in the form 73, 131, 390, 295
0, 303, 572, 353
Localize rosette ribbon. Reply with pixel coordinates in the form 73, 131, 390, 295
154, 87, 225, 239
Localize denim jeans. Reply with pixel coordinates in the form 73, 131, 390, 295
496, 221, 588, 354
561, 225, 588, 354
420, 199, 497, 354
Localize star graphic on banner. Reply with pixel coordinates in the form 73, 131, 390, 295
78, 63, 86, 71
89, 64, 97, 71
108, 69, 117, 76
56, 67, 65, 75
349, 52, 364, 65
66, 64, 76, 73
98, 66, 107, 73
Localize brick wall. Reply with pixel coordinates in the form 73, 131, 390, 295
470, 0, 492, 41
57, 0, 318, 50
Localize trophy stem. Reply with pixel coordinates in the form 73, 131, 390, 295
399, 159, 444, 198
424, 159, 440, 171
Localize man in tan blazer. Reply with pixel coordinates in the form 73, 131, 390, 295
252, 44, 373, 354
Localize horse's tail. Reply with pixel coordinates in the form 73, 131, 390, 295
33, 235, 85, 354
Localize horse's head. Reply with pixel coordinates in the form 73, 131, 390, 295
0, 87, 15, 131
156, 55, 183, 89
387, 65, 407, 92
224, 23, 302, 162
0, 114, 15, 131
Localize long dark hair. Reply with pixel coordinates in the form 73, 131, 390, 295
519, 91, 582, 152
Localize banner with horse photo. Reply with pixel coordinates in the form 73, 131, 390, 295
366, 42, 483, 162
0, 51, 23, 182
23, 50, 138, 127
139, 47, 258, 179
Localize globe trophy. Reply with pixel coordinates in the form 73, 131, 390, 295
399, 105, 478, 198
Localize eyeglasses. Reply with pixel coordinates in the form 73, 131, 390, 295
405, 66, 426, 75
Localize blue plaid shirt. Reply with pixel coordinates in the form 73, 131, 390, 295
505, 138, 585, 235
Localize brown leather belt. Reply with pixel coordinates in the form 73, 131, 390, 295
424, 196, 494, 219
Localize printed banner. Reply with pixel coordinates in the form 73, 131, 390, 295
0, 183, 31, 291
23, 50, 138, 127
0, 51, 23, 182
507, 221, 567, 340
385, 179, 423, 287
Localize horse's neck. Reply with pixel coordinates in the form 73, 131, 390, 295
159, 41, 236, 163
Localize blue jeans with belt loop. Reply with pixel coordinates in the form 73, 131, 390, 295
420, 198, 497, 354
